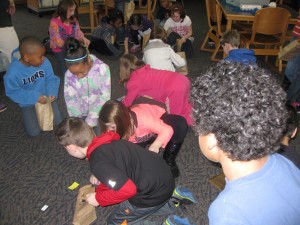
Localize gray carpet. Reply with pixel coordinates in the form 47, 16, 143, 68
1, 1, 299, 225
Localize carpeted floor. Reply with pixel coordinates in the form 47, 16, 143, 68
1, 1, 299, 225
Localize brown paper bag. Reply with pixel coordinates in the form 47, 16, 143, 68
73, 185, 97, 225
124, 1, 135, 24
278, 39, 300, 61
35, 98, 54, 131
176, 52, 188, 75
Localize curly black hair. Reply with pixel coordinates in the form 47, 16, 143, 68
191, 61, 288, 161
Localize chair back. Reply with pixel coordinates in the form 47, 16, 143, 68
252, 7, 290, 37
205, 0, 218, 27
133, 0, 158, 20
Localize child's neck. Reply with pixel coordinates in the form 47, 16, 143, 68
281, 136, 290, 146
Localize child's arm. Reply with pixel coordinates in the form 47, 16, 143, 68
4, 69, 42, 105
102, 30, 122, 56
181, 24, 192, 43
89, 161, 137, 207
122, 80, 139, 107
64, 72, 82, 118
124, 37, 129, 54
169, 47, 186, 67
85, 63, 111, 127
44, 58, 60, 98
86, 179, 137, 207
49, 19, 64, 49
74, 20, 90, 47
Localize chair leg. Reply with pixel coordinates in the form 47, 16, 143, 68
211, 42, 221, 62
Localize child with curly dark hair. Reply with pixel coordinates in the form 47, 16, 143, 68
191, 61, 300, 225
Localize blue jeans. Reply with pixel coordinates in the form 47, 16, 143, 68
20, 100, 62, 136
107, 198, 176, 225
53, 51, 67, 76
285, 36, 300, 102
284, 36, 300, 82
114, 1, 126, 43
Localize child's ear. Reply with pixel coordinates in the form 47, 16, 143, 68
291, 127, 298, 139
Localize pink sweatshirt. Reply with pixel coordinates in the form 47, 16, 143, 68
129, 104, 173, 148
122, 65, 192, 125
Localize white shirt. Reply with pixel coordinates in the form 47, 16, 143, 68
143, 39, 186, 72
164, 15, 192, 37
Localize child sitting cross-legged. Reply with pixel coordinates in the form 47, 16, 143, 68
56, 117, 197, 225
99, 99, 188, 178
64, 37, 111, 135
4, 36, 62, 137
124, 13, 153, 54
89, 10, 123, 57
143, 26, 186, 72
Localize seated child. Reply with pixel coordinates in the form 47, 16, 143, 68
56, 117, 196, 225
99, 100, 188, 177
191, 61, 300, 224
143, 26, 186, 72
124, 13, 153, 54
220, 30, 256, 65
4, 36, 62, 137
164, 3, 193, 58
64, 38, 111, 135
90, 10, 123, 57
278, 104, 300, 169
120, 54, 193, 125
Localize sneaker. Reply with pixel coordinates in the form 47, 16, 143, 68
0, 103, 7, 113
130, 44, 141, 54
172, 186, 197, 204
163, 215, 194, 225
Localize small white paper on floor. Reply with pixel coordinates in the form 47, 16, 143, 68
41, 205, 49, 211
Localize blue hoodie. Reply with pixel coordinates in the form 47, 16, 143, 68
4, 57, 60, 107
224, 48, 256, 65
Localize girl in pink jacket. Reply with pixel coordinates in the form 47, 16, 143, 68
99, 100, 188, 178
120, 54, 192, 125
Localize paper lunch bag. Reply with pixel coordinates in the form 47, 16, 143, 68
73, 185, 97, 225
35, 98, 54, 131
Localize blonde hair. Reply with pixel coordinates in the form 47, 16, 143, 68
119, 54, 145, 84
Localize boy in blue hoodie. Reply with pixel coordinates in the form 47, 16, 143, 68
220, 30, 256, 65
4, 36, 62, 136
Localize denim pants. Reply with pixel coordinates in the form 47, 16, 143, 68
53, 51, 67, 76
285, 36, 300, 102
20, 99, 62, 136
107, 198, 176, 225
114, 0, 125, 43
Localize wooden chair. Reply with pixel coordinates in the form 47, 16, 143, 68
200, 0, 224, 61
133, 0, 158, 21
104, 0, 114, 16
240, 7, 291, 72
77, 0, 100, 35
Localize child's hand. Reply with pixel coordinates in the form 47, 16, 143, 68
181, 37, 187, 43
149, 140, 163, 153
49, 96, 56, 103
89, 174, 101, 186
38, 96, 47, 104
83, 37, 90, 47
85, 192, 99, 207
